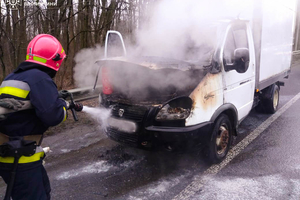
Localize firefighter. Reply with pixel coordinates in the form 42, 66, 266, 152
0, 34, 68, 200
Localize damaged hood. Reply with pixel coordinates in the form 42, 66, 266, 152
96, 57, 210, 104
99, 56, 211, 71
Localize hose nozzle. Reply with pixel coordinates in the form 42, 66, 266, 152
72, 102, 83, 112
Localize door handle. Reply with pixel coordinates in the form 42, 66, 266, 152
240, 80, 250, 85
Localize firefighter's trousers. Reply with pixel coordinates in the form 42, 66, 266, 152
0, 158, 51, 200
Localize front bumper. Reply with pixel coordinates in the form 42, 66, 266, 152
103, 99, 213, 149
145, 122, 213, 146
105, 116, 213, 148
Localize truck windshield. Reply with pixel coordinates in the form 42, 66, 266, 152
182, 27, 217, 63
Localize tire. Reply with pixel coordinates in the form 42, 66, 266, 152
255, 84, 280, 114
205, 114, 233, 164
264, 84, 279, 114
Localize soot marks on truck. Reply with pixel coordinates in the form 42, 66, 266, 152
190, 73, 221, 111
204, 93, 215, 101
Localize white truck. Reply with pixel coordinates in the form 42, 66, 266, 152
95, 0, 295, 163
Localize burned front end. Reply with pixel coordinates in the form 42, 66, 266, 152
97, 57, 212, 149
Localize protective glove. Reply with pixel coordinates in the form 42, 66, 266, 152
58, 90, 71, 100
64, 100, 70, 109
0, 98, 25, 110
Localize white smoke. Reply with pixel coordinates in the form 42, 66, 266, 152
82, 106, 111, 130
132, 0, 254, 60
71, 0, 259, 102
73, 45, 104, 87
73, 0, 254, 88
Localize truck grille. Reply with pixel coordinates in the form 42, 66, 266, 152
106, 127, 139, 146
111, 104, 148, 122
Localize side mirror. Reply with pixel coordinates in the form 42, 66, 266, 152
233, 48, 249, 73
224, 48, 249, 73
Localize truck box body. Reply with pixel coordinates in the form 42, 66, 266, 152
256, 0, 295, 90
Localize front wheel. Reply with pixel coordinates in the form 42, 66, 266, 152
205, 114, 232, 164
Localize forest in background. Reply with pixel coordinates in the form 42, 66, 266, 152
0, 0, 155, 89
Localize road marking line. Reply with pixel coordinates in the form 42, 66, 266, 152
173, 92, 300, 200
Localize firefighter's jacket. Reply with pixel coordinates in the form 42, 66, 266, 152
0, 62, 67, 138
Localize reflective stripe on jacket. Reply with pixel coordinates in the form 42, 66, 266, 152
0, 152, 45, 164
0, 80, 31, 99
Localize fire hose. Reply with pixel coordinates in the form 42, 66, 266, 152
0, 90, 83, 120
0, 100, 32, 115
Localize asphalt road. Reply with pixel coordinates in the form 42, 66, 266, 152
1, 59, 300, 200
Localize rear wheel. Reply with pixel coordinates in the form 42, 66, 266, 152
255, 84, 280, 114
205, 114, 232, 164
264, 84, 279, 114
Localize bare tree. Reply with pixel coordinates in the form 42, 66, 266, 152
0, 0, 149, 87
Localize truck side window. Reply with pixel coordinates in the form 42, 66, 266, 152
223, 30, 235, 64
223, 26, 249, 73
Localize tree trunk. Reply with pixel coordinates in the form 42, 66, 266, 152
19, 0, 27, 64
99, 0, 118, 45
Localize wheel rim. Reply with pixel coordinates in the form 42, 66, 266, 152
273, 89, 279, 110
216, 124, 229, 155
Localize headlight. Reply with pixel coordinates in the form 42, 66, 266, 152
155, 97, 192, 121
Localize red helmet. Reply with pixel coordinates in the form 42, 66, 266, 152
26, 34, 66, 71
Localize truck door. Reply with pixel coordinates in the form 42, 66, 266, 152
104, 30, 127, 58
222, 23, 255, 121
